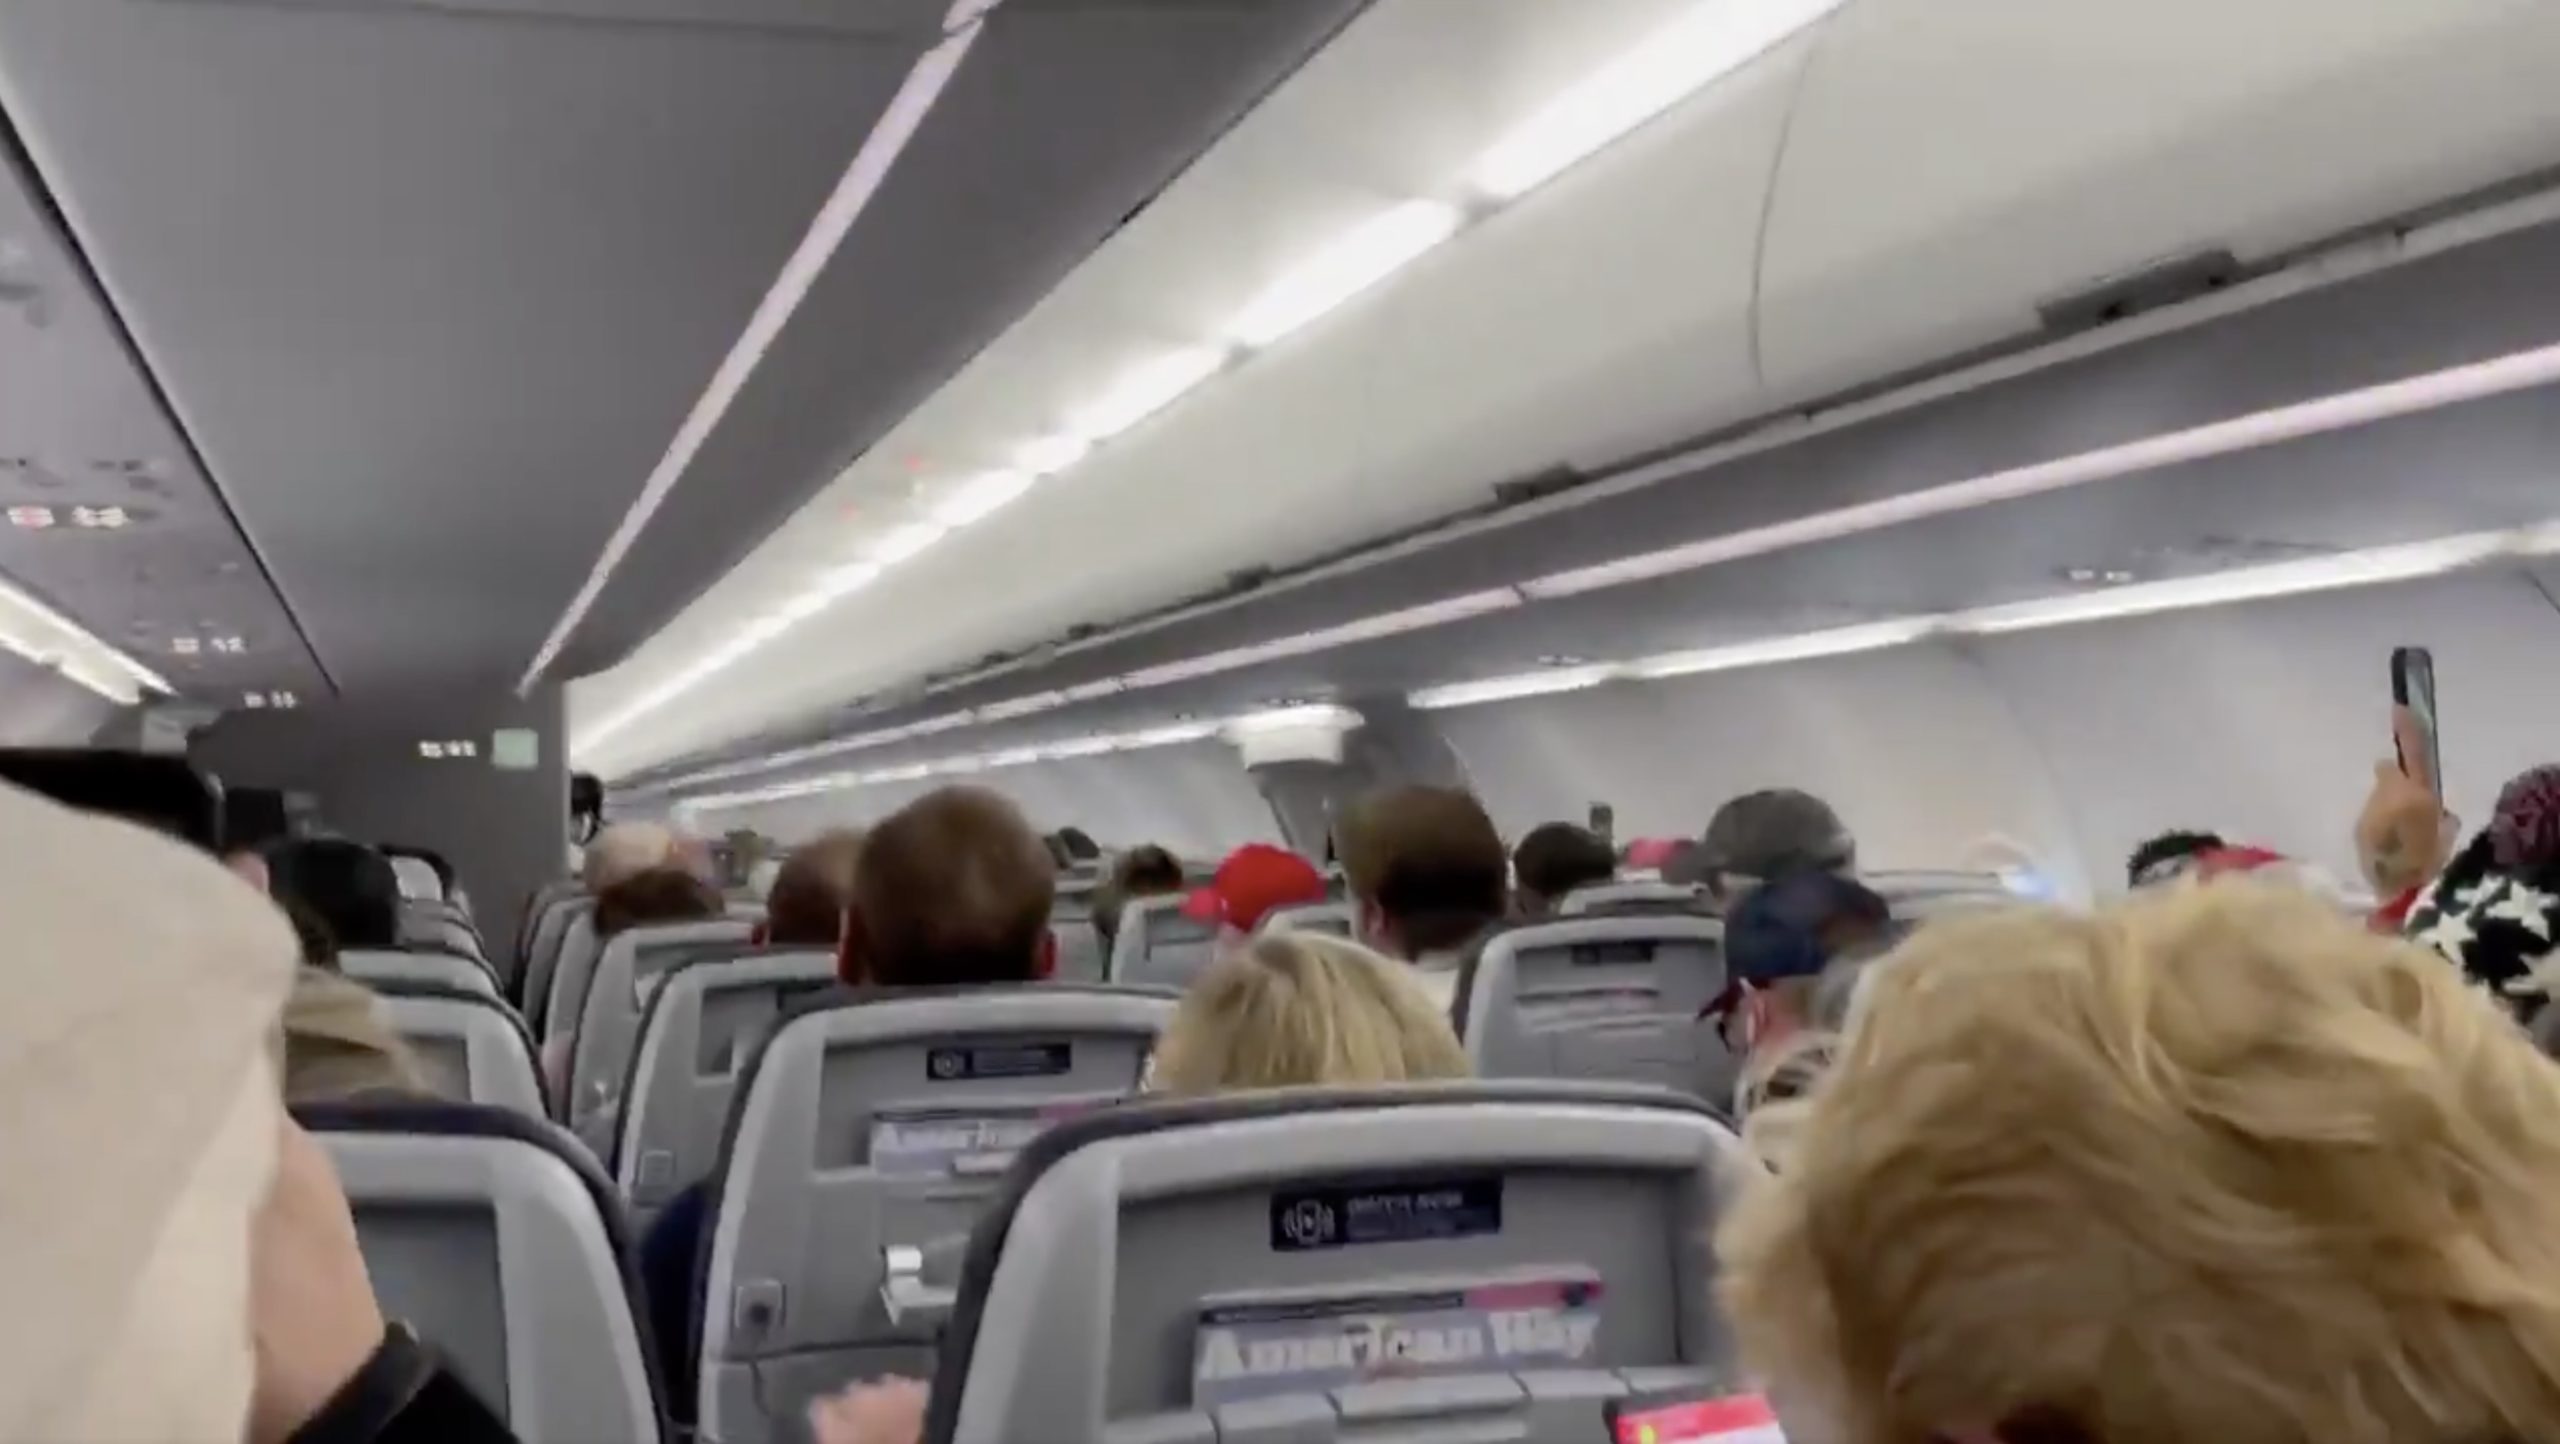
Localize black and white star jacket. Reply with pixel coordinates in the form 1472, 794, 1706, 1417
2405, 832, 2560, 1010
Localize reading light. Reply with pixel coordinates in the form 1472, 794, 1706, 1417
1068, 346, 1231, 444
1468, 0, 1848, 201
1227, 200, 1464, 349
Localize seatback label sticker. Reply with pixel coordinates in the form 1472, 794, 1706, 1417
1268, 1174, 1503, 1252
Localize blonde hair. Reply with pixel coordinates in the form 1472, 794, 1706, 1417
582, 821, 681, 892
1150, 933, 1471, 1094
1716, 880, 2560, 1444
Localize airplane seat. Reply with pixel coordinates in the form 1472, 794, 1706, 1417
516, 882, 585, 974
296, 1099, 668, 1444
400, 900, 487, 962
389, 853, 445, 903
1864, 870, 2020, 944
343, 947, 501, 1002
1051, 880, 1104, 983
696, 985, 1178, 1444
611, 947, 839, 1223
525, 900, 596, 1027
1255, 901, 1357, 939
923, 1082, 1750, 1444
1455, 916, 1735, 1106
1559, 881, 1709, 916
563, 920, 757, 1151
368, 977, 547, 1118
1109, 894, 1218, 990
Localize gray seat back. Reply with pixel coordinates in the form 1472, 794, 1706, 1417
299, 1102, 665, 1444
1458, 916, 1732, 1102
343, 948, 500, 1001
519, 886, 585, 979
1256, 901, 1356, 939
1865, 869, 2017, 929
1051, 881, 1105, 983
1560, 881, 1707, 915
700, 985, 1177, 1444
378, 989, 546, 1117
566, 920, 757, 1154
390, 853, 444, 902
532, 904, 598, 1037
401, 901, 485, 961
1109, 894, 1217, 990
612, 948, 838, 1222
927, 1084, 1750, 1444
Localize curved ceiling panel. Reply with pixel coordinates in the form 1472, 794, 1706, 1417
1758, 0, 2560, 400
575, 0, 1812, 777
550, 0, 1378, 679
0, 0, 941, 692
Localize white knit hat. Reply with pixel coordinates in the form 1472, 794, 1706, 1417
0, 780, 296, 1441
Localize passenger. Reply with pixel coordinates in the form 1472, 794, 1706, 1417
1510, 821, 1617, 917
759, 828, 865, 947
2407, 763, 2560, 1006
0, 780, 515, 1441
1711, 870, 1892, 1155
843, 785, 1058, 987
268, 837, 406, 952
549, 866, 725, 1096
1091, 843, 1185, 953
809, 931, 1473, 1443
644, 786, 1058, 1417
580, 818, 682, 893
1148, 931, 1471, 1093
277, 895, 436, 1104
2125, 828, 2229, 889
591, 864, 725, 940
1666, 788, 1856, 910
1717, 881, 2560, 1443
1180, 842, 1328, 948
1338, 785, 1508, 1013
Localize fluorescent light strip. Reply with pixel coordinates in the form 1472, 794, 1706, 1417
933, 469, 1035, 528
1523, 339, 2560, 601
519, 0, 994, 696
681, 714, 1227, 813
870, 522, 949, 566
1069, 346, 1232, 444
1413, 520, 2560, 712
1228, 200, 1464, 348
579, 1, 1844, 756
1469, 0, 1847, 200
0, 571, 172, 704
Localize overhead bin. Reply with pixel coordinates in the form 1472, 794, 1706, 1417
1756, 0, 2560, 403
907, 28, 1812, 654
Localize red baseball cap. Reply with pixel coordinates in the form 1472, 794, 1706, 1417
1182, 844, 1327, 933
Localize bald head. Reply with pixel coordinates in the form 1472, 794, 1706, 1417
849, 786, 1056, 988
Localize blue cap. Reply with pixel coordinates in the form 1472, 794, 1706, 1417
1724, 870, 1892, 989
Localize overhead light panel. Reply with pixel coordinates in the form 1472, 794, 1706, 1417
810, 561, 884, 605
1069, 346, 1230, 444
1228, 201, 1463, 349
1469, 0, 1847, 201
0, 569, 171, 705
1522, 338, 2560, 602
933, 469, 1036, 528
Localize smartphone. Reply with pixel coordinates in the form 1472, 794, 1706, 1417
2391, 646, 2441, 791
1605, 1389, 1788, 1444
0, 748, 224, 850
1588, 802, 1617, 845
